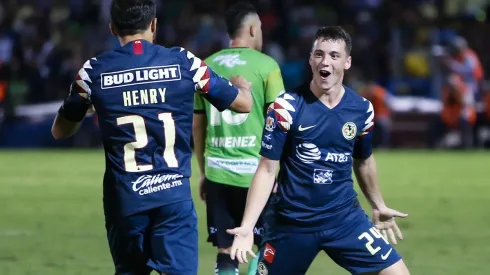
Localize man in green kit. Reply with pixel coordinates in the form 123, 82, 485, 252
193, 2, 285, 275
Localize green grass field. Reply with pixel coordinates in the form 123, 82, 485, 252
0, 150, 489, 274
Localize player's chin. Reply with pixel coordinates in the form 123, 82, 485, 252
316, 79, 333, 91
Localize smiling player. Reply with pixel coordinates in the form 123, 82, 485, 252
227, 26, 411, 275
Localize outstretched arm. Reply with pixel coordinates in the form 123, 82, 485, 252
239, 157, 278, 230
353, 155, 385, 209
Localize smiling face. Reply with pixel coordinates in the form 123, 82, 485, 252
309, 38, 351, 92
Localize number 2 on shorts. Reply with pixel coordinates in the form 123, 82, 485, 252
358, 227, 390, 255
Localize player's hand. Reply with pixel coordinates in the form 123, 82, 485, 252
226, 226, 256, 264
198, 175, 206, 202
372, 207, 408, 245
230, 75, 252, 92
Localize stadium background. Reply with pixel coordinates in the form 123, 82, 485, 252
0, 0, 488, 274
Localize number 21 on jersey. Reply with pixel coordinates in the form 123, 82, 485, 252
117, 113, 177, 172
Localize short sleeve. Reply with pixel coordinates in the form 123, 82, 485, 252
264, 60, 285, 104
353, 100, 375, 159
260, 93, 297, 160
180, 48, 238, 112
58, 61, 93, 122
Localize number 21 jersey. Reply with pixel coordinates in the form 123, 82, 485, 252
58, 40, 239, 216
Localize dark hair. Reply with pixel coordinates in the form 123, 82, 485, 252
315, 26, 352, 56
110, 0, 156, 36
225, 2, 257, 39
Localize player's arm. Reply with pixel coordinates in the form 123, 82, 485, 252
353, 154, 386, 210
351, 102, 386, 209
238, 98, 290, 229
193, 94, 207, 181
182, 49, 252, 113
52, 82, 92, 140
240, 157, 278, 230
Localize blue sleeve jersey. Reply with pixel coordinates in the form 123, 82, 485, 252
260, 84, 375, 232
58, 40, 238, 216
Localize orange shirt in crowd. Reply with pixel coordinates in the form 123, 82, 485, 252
441, 76, 476, 128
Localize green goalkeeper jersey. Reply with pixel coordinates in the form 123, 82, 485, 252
194, 47, 285, 188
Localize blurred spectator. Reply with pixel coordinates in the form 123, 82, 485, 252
441, 36, 483, 100
428, 74, 476, 148
361, 77, 393, 148
1, 0, 490, 149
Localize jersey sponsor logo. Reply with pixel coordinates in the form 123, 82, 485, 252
210, 136, 256, 148
298, 124, 316, 131
313, 169, 333, 184
132, 174, 183, 196
101, 65, 181, 89
263, 243, 276, 263
261, 140, 273, 150
342, 122, 357, 140
265, 116, 275, 132
258, 262, 268, 275
212, 54, 247, 68
325, 152, 351, 163
207, 157, 258, 174
295, 143, 321, 163
253, 227, 264, 235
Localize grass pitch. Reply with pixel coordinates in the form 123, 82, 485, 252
0, 150, 488, 274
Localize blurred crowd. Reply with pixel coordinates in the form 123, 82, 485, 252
1, 0, 490, 148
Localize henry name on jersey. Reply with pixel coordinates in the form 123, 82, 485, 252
100, 65, 181, 107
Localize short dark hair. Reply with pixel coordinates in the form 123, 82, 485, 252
110, 0, 156, 36
315, 26, 352, 56
225, 2, 257, 39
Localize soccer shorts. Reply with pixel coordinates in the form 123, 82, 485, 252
256, 214, 402, 275
205, 178, 266, 248
105, 200, 198, 275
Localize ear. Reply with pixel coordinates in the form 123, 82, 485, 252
151, 18, 157, 33
344, 55, 352, 70
109, 23, 117, 37
249, 25, 255, 38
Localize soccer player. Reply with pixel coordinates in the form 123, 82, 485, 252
193, 3, 285, 275
227, 26, 411, 275
51, 0, 252, 274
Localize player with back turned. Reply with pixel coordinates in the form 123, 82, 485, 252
193, 2, 285, 275
228, 26, 411, 275
51, 0, 252, 274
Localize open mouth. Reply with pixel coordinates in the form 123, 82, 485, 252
319, 69, 331, 78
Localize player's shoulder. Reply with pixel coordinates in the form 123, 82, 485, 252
344, 85, 373, 113
250, 50, 281, 73
266, 89, 302, 132
256, 51, 280, 67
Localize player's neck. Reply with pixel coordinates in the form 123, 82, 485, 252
311, 81, 345, 109
230, 38, 252, 49
118, 34, 153, 47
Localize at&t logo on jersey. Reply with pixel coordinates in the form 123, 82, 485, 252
101, 65, 181, 89
132, 174, 184, 196
296, 143, 321, 163
325, 152, 351, 163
